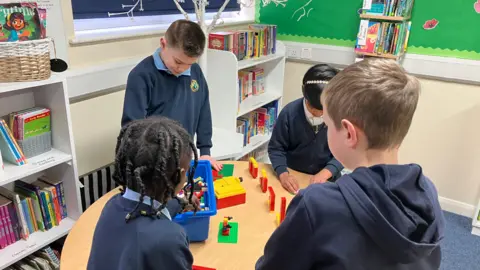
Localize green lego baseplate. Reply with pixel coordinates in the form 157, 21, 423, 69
217, 221, 238, 244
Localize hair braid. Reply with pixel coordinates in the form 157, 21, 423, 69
114, 116, 198, 222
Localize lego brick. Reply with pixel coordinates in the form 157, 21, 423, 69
217, 193, 246, 209
268, 186, 275, 212
218, 222, 238, 243
214, 176, 246, 199
260, 169, 268, 193
218, 163, 234, 177
193, 266, 216, 270
279, 197, 286, 223
249, 157, 258, 179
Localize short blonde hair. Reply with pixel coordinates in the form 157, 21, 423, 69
321, 58, 420, 149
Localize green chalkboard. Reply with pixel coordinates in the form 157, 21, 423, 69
257, 0, 480, 60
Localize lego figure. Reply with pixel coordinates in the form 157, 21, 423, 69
222, 216, 233, 236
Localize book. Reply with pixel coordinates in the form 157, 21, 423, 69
0, 120, 25, 166
0, 187, 29, 239
0, 3, 44, 42
236, 100, 279, 147
355, 20, 411, 56
38, 176, 67, 219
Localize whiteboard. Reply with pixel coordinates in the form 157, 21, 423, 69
0, 0, 69, 64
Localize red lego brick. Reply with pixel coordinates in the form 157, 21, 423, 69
212, 170, 223, 181
260, 177, 268, 193
216, 193, 246, 209
249, 157, 258, 179
193, 266, 216, 270
280, 197, 286, 223
268, 186, 275, 212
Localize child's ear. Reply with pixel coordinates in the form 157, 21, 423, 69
341, 119, 358, 148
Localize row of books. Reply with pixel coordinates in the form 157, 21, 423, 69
208, 24, 277, 61
0, 107, 52, 166
355, 20, 411, 56
238, 67, 266, 109
0, 177, 67, 249
5, 246, 60, 270
0, 3, 47, 42
362, 0, 414, 17
236, 101, 278, 147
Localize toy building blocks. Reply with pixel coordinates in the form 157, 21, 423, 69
267, 186, 275, 212
276, 197, 287, 226
193, 266, 216, 270
214, 176, 246, 209
259, 169, 268, 193
249, 157, 259, 179
222, 216, 233, 236
212, 169, 223, 181
218, 219, 239, 244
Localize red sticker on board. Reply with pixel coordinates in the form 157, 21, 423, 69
423, 19, 439, 30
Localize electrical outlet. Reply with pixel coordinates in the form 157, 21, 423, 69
287, 47, 301, 58
301, 48, 312, 59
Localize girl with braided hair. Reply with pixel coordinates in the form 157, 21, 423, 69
87, 116, 200, 270
268, 64, 344, 194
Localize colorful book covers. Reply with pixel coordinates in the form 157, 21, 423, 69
208, 24, 277, 61
0, 2, 46, 42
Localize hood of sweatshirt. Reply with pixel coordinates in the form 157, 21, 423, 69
337, 164, 445, 264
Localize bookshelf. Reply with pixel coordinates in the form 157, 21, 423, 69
0, 77, 82, 268
355, 0, 415, 61
207, 41, 286, 161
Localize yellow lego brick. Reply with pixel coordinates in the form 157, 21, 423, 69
214, 176, 246, 199
249, 157, 258, 168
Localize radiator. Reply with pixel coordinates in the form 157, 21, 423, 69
79, 164, 118, 212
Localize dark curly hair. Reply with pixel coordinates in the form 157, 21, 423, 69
113, 116, 198, 221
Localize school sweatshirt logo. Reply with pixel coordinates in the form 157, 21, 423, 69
190, 79, 199, 92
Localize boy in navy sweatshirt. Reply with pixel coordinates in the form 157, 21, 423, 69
121, 19, 222, 171
269, 64, 343, 193
88, 117, 200, 270
256, 59, 445, 270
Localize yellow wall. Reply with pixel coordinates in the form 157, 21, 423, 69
284, 61, 480, 207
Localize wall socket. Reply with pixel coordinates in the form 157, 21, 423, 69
301, 48, 312, 59
287, 47, 301, 58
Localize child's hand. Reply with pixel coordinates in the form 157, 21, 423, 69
279, 172, 299, 194
310, 169, 332, 184
182, 195, 201, 213
200, 155, 223, 171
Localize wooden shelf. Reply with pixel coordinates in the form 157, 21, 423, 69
355, 51, 404, 60
235, 134, 271, 160
360, 14, 411, 21
237, 92, 282, 117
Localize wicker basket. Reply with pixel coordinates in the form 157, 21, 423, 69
0, 38, 51, 83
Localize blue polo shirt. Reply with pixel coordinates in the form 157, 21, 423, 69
121, 48, 213, 156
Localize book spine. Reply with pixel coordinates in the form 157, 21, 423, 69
7, 203, 20, 241
51, 188, 62, 223
2, 120, 26, 164
0, 123, 23, 165
0, 206, 11, 245
20, 199, 32, 236
0, 214, 5, 248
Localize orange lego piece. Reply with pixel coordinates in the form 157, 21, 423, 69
259, 169, 268, 193
249, 157, 258, 179
267, 186, 275, 212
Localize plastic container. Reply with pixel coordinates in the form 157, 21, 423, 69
174, 160, 217, 242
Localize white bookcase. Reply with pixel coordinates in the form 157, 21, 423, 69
0, 75, 82, 269
207, 41, 286, 161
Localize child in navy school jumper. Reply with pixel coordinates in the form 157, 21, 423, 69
268, 64, 344, 193
121, 19, 222, 171
87, 117, 201, 270
256, 59, 445, 270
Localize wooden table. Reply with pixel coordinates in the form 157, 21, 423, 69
61, 161, 310, 270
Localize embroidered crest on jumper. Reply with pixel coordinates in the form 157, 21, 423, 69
190, 80, 199, 92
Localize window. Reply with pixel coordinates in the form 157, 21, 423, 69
71, 0, 241, 20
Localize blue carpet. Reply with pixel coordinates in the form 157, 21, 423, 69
441, 211, 480, 270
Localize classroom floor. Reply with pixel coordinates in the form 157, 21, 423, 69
441, 211, 480, 270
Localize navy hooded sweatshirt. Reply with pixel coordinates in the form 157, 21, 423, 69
268, 98, 343, 177
256, 164, 445, 270
87, 194, 192, 270
121, 48, 213, 156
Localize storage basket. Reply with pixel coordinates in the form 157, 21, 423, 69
0, 38, 51, 82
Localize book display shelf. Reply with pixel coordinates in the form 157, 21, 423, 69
207, 41, 286, 162
0, 76, 82, 268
